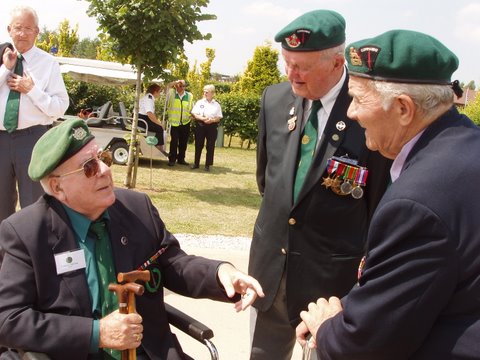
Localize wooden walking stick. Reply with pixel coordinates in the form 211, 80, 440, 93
109, 270, 151, 360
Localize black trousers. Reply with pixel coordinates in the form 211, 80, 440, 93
193, 123, 218, 166
169, 123, 190, 163
138, 114, 164, 146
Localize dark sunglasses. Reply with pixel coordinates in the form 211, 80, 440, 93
53, 150, 113, 178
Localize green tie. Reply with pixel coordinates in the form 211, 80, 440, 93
294, 100, 322, 202
89, 220, 120, 360
4, 54, 23, 133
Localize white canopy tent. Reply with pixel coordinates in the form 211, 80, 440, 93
55, 56, 163, 86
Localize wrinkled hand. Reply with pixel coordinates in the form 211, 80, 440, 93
7, 71, 34, 94
296, 297, 343, 348
217, 263, 265, 312
99, 310, 143, 350
2, 47, 17, 70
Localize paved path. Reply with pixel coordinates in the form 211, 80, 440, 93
166, 241, 303, 360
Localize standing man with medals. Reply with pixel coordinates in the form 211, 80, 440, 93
248, 10, 391, 359
0, 5, 69, 222
296, 29, 480, 359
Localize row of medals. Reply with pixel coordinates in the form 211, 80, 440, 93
322, 175, 365, 199
322, 156, 367, 199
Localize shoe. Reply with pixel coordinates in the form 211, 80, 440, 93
205, 166, 210, 171
167, 161, 175, 167
160, 149, 169, 157
177, 160, 189, 165
191, 165, 199, 169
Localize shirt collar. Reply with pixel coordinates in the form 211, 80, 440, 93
319, 66, 346, 117
390, 130, 425, 182
62, 205, 110, 243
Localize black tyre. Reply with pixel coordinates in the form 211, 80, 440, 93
110, 141, 129, 165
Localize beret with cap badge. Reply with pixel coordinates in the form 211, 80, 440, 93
275, 9, 346, 51
28, 119, 95, 181
345, 29, 463, 97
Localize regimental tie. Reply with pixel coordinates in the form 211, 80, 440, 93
89, 220, 120, 360
3, 53, 23, 133
293, 100, 322, 202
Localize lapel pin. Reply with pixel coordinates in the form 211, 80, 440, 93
336, 121, 346, 131
120, 236, 128, 245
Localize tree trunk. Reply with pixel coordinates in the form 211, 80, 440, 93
124, 68, 143, 188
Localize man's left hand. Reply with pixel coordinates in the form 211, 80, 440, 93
296, 296, 343, 348
217, 263, 265, 311
7, 71, 34, 94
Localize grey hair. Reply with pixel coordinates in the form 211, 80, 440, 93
39, 177, 53, 195
322, 43, 346, 60
370, 81, 454, 116
10, 5, 39, 27
203, 84, 215, 93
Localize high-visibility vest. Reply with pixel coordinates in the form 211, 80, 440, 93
167, 89, 193, 126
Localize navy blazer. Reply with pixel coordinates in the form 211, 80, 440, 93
249, 78, 391, 325
0, 189, 230, 360
317, 108, 480, 359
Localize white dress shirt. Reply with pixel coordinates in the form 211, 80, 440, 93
0, 46, 69, 130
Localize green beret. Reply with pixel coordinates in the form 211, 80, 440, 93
275, 10, 346, 51
28, 119, 94, 181
346, 29, 459, 84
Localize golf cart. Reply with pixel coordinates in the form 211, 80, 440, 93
56, 56, 168, 165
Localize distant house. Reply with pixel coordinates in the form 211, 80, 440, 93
454, 88, 478, 108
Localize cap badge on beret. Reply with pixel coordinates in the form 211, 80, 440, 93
285, 30, 311, 49
349, 46, 381, 72
73, 127, 88, 141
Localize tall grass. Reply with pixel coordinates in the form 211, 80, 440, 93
111, 144, 260, 237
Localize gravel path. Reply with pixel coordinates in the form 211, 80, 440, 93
175, 233, 252, 251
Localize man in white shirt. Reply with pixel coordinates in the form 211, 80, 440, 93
0, 5, 69, 222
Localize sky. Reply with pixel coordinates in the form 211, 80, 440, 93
1, 0, 479, 85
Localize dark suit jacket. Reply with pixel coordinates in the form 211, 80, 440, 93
317, 108, 480, 359
0, 189, 230, 360
249, 78, 391, 325
0, 42, 13, 66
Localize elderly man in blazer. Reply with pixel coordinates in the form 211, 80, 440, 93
0, 119, 264, 360
296, 30, 480, 359
248, 9, 391, 360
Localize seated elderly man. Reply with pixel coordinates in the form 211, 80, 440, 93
296, 30, 480, 359
0, 119, 264, 360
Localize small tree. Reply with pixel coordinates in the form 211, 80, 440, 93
234, 42, 281, 95
86, 0, 216, 187
460, 92, 480, 125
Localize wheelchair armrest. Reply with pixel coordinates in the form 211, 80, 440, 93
165, 303, 214, 343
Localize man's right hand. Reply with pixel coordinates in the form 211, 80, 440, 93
99, 310, 143, 350
2, 48, 17, 71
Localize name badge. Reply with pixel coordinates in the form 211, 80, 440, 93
54, 249, 86, 275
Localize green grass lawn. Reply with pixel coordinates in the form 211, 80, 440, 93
111, 144, 261, 237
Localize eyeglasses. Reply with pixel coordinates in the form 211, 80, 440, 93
10, 26, 37, 35
53, 150, 113, 178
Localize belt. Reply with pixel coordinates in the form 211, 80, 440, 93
0, 124, 51, 135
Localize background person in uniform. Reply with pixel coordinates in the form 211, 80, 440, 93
191, 84, 223, 171
138, 83, 168, 156
166, 79, 193, 167
0, 119, 264, 360
0, 5, 69, 222
248, 10, 391, 360
296, 29, 480, 359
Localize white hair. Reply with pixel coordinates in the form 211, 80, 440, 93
10, 5, 39, 27
203, 84, 215, 93
369, 81, 454, 117
39, 177, 53, 195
